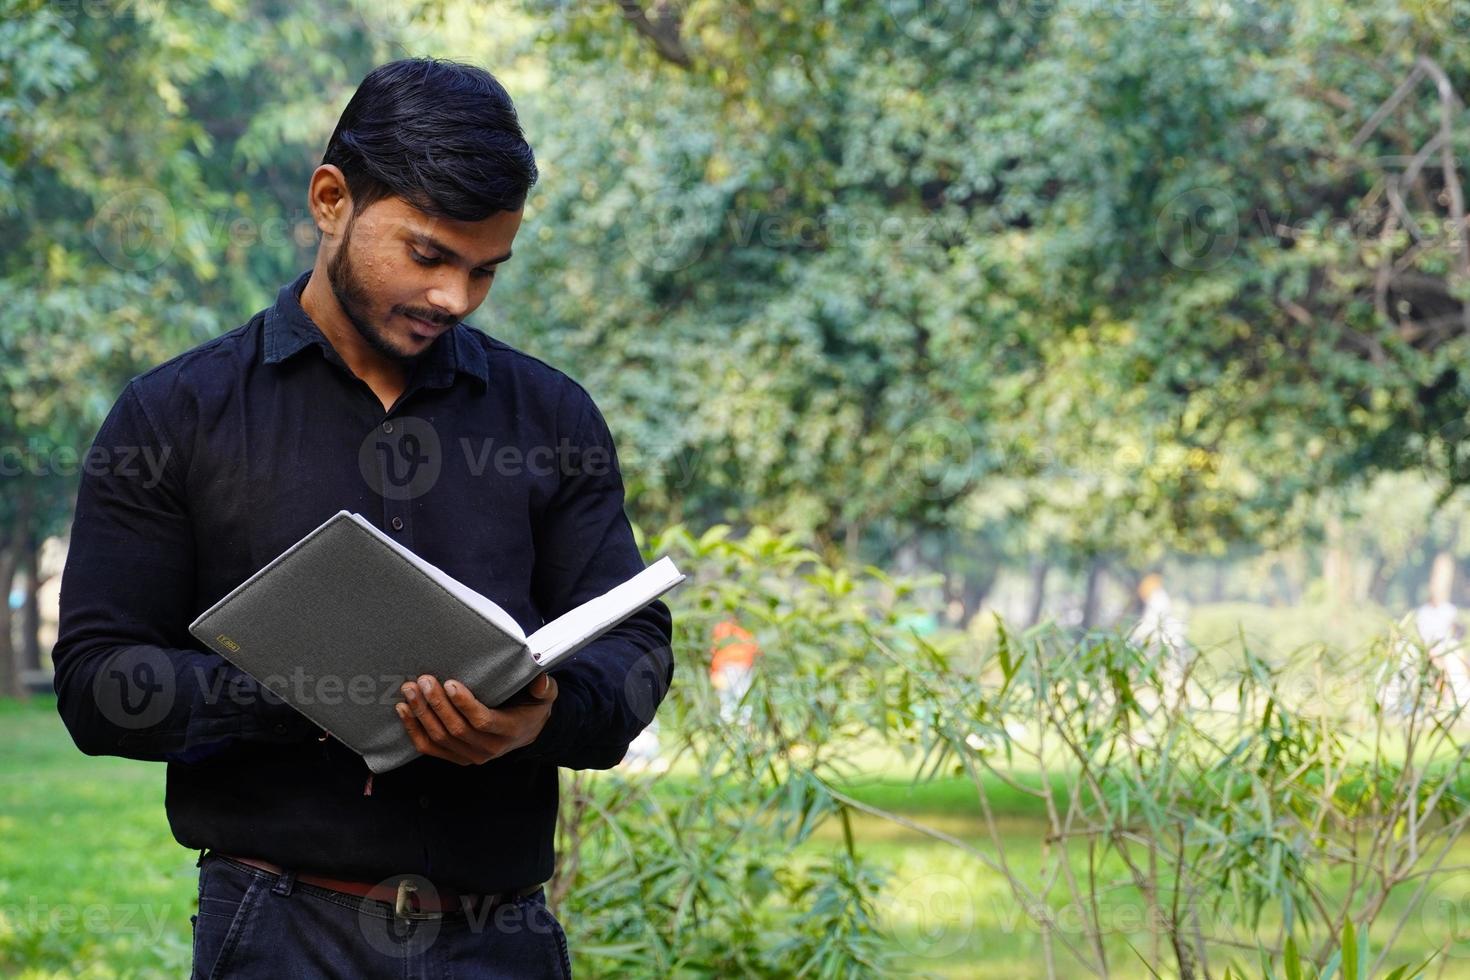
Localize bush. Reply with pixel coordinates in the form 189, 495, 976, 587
552, 524, 1470, 978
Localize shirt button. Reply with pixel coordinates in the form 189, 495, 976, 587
419, 795, 430, 810
382, 421, 394, 433
391, 516, 404, 531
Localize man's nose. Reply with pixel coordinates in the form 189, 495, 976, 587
424, 275, 469, 320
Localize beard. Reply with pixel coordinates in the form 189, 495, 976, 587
326, 215, 424, 367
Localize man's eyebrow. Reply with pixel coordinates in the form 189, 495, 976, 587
406, 231, 512, 269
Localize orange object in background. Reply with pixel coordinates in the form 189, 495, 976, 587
709, 618, 759, 677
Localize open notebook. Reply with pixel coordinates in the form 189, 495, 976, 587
188, 510, 685, 773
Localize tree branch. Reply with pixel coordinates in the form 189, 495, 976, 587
615, 0, 693, 69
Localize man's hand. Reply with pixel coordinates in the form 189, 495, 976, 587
395, 672, 557, 766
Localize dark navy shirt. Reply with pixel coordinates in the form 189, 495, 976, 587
52, 268, 674, 892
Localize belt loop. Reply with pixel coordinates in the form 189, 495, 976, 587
195, 849, 207, 868
271, 868, 298, 897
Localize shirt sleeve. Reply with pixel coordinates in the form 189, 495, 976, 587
51, 380, 321, 765
518, 384, 675, 770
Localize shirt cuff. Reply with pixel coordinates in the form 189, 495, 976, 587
518, 673, 586, 765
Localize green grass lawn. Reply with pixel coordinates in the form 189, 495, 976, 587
0, 697, 197, 978
816, 786, 1468, 979
3, 697, 1466, 978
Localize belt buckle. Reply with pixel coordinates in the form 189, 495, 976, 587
393, 878, 442, 921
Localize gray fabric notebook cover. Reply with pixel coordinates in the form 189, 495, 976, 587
187, 510, 682, 773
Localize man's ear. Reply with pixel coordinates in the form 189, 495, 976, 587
307, 164, 352, 239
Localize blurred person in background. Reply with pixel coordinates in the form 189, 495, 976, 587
1414, 553, 1469, 708
1382, 553, 1468, 718
710, 617, 760, 725
1129, 573, 1192, 692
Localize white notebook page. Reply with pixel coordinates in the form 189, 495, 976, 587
527, 556, 685, 667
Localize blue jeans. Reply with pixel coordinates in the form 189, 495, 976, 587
190, 852, 572, 979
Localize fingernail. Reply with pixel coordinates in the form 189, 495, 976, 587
402, 685, 416, 701
445, 681, 458, 695
395, 704, 407, 718
419, 678, 433, 695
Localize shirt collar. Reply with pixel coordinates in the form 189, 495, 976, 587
262, 268, 489, 391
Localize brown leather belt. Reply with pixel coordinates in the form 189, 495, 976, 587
215, 852, 541, 919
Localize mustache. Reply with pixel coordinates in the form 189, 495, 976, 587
399, 308, 456, 327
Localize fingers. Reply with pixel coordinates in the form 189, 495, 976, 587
396, 674, 557, 764
437, 677, 517, 736
402, 678, 460, 743
442, 678, 502, 732
400, 677, 489, 764
396, 702, 474, 765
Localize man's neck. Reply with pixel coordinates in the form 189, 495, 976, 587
299, 262, 407, 395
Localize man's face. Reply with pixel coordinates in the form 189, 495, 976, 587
325, 195, 523, 365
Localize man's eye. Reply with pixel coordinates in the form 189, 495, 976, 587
410, 250, 439, 266
473, 268, 496, 280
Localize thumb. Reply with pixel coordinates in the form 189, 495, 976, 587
531, 672, 556, 700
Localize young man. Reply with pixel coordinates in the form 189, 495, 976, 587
52, 58, 673, 977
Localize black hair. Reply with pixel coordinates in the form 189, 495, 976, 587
321, 58, 538, 221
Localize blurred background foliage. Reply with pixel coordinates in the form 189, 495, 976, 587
10, 0, 1470, 643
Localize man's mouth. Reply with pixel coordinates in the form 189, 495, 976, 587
403, 313, 443, 339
